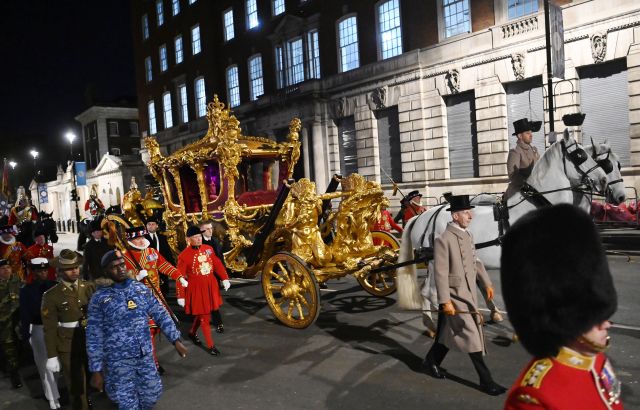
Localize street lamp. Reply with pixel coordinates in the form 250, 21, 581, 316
65, 131, 76, 158
29, 149, 40, 210
30, 149, 39, 168
8, 161, 17, 170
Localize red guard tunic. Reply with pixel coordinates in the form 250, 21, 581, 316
505, 347, 623, 409
25, 243, 56, 281
373, 210, 403, 233
176, 245, 229, 315
8, 206, 38, 225
0, 241, 27, 281
403, 203, 426, 224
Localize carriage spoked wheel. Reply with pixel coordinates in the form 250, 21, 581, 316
357, 231, 400, 297
261, 252, 320, 329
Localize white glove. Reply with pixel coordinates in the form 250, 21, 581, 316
177, 298, 185, 308
46, 357, 61, 373
136, 269, 148, 281
222, 279, 231, 291
179, 277, 188, 287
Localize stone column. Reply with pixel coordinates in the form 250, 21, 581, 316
422, 89, 449, 181
475, 76, 508, 177
627, 43, 640, 168
311, 119, 329, 192
398, 79, 429, 183
326, 119, 341, 177
97, 118, 109, 158
300, 126, 311, 181
354, 100, 378, 181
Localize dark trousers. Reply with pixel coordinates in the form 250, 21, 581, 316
425, 312, 494, 385
211, 309, 223, 326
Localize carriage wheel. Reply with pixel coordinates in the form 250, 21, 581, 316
261, 252, 320, 329
357, 231, 400, 297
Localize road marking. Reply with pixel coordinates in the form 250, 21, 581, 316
612, 323, 640, 331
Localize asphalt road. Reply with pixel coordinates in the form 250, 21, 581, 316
2, 233, 639, 409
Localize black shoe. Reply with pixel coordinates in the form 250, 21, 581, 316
421, 360, 445, 379
216, 324, 225, 334
157, 365, 165, 375
209, 346, 221, 356
319, 283, 328, 289
188, 332, 202, 346
480, 381, 507, 396
10, 371, 22, 388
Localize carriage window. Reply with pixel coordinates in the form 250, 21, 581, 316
203, 160, 221, 203
178, 166, 202, 213
164, 170, 180, 206
235, 158, 282, 206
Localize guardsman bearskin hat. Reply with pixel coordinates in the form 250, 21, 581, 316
500, 204, 617, 358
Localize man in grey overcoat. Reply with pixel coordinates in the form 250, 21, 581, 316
421, 195, 507, 396
505, 118, 540, 199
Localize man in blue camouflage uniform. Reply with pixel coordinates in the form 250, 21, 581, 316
86, 250, 187, 409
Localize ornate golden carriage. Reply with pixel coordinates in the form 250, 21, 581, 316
139, 96, 399, 328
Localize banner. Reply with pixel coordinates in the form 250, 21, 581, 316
75, 161, 87, 186
549, 3, 565, 79
38, 183, 48, 204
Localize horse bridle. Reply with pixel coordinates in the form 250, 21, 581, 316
592, 149, 623, 190
560, 139, 604, 194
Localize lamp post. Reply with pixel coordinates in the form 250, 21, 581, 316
8, 161, 17, 170
65, 132, 81, 232
29, 149, 40, 210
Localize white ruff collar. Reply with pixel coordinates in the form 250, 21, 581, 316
127, 238, 150, 250
0, 236, 16, 245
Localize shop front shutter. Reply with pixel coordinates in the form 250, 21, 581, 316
375, 107, 402, 182
505, 77, 545, 154
337, 116, 358, 177
445, 91, 478, 179
578, 59, 629, 167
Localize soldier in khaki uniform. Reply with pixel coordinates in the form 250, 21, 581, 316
42, 249, 95, 410
0, 258, 22, 388
421, 195, 506, 396
505, 118, 540, 200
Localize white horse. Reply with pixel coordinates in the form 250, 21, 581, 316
584, 138, 626, 206
396, 129, 623, 311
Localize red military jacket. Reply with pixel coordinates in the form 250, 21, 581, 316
122, 247, 183, 297
0, 240, 27, 281
8, 206, 38, 225
25, 243, 56, 282
402, 203, 426, 224
505, 347, 623, 409
176, 245, 229, 315
373, 210, 403, 233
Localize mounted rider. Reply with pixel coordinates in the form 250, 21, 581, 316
401, 190, 427, 225
0, 225, 27, 282
8, 186, 38, 226
505, 118, 541, 200
84, 185, 105, 221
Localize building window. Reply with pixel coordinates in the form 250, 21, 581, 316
286, 38, 304, 85
108, 121, 119, 136
275, 46, 285, 89
307, 30, 320, 79
508, 0, 538, 20
195, 77, 206, 117
111, 148, 121, 156
159, 45, 168, 72
248, 55, 264, 101
191, 25, 201, 55
226, 66, 240, 108
148, 101, 157, 135
443, 0, 470, 38
377, 0, 402, 59
142, 14, 150, 39
156, 0, 164, 26
223, 8, 235, 41
178, 83, 189, 123
171, 0, 180, 16
246, 0, 259, 29
338, 16, 360, 72
189, 0, 196, 4
145, 57, 153, 82
175, 35, 183, 64
163, 92, 173, 129
129, 121, 139, 136
272, 0, 285, 16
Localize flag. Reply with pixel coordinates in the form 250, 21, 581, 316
75, 161, 87, 186
1, 158, 9, 198
38, 183, 48, 204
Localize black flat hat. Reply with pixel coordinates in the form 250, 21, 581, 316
186, 225, 202, 237
446, 195, 474, 212
406, 190, 422, 202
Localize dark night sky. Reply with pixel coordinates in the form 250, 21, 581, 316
0, 1, 136, 190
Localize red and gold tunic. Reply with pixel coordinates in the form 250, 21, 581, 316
505, 347, 623, 409
0, 241, 27, 281
373, 210, 403, 233
8, 206, 38, 225
25, 243, 56, 282
122, 247, 183, 295
176, 245, 229, 315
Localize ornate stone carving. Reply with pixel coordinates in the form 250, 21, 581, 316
370, 86, 388, 110
511, 52, 526, 80
335, 96, 347, 118
445, 69, 460, 94
501, 16, 539, 38
590, 31, 607, 63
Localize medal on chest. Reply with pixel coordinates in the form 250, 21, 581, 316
196, 253, 212, 275
597, 359, 621, 406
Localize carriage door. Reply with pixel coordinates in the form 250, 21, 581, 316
337, 116, 358, 177
505, 77, 545, 153
445, 91, 478, 179
578, 59, 630, 167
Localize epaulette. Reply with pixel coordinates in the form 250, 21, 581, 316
520, 358, 553, 389
516, 393, 540, 405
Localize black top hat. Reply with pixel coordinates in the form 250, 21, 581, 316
500, 204, 617, 358
145, 215, 160, 224
186, 225, 202, 237
406, 190, 422, 202
446, 195, 474, 212
126, 226, 148, 240
0, 225, 15, 235
34, 226, 47, 237
512, 118, 534, 136
90, 220, 102, 232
